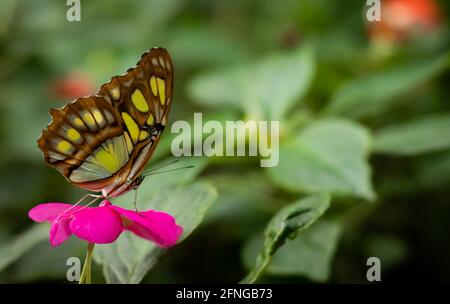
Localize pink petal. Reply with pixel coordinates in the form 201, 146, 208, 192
49, 215, 72, 247
28, 203, 74, 223
70, 205, 123, 244
112, 206, 183, 248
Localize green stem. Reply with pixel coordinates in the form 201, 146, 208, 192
79, 243, 95, 284
241, 256, 270, 284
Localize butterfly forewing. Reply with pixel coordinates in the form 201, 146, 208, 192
98, 48, 173, 129
37, 48, 173, 197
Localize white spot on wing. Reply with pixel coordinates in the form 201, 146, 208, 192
123, 79, 133, 88
103, 110, 116, 125
158, 56, 166, 69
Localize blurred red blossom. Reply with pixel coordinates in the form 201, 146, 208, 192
50, 71, 96, 100
368, 0, 443, 43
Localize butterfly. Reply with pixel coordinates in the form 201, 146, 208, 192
37, 48, 173, 198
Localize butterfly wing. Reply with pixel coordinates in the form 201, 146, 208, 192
37, 48, 174, 197
98, 47, 173, 129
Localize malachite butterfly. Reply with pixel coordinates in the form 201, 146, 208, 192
38, 48, 173, 198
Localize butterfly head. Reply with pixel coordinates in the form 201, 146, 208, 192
131, 175, 146, 190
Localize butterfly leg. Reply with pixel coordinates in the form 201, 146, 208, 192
75, 193, 95, 205
75, 195, 102, 213
131, 175, 145, 212
133, 189, 139, 212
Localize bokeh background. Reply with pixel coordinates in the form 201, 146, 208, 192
0, 0, 449, 283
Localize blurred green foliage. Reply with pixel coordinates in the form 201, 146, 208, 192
0, 0, 449, 283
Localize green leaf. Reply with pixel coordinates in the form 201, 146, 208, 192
0, 0, 17, 38
94, 182, 218, 284
374, 114, 450, 156
267, 119, 375, 200
241, 193, 330, 283
141, 156, 210, 191
188, 45, 315, 120
168, 26, 249, 67
416, 151, 450, 189
243, 220, 342, 282
364, 235, 408, 270
0, 224, 48, 273
5, 238, 85, 283
324, 53, 449, 118
205, 171, 280, 223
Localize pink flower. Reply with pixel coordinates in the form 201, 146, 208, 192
28, 200, 183, 248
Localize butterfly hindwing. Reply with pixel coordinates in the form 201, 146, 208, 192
38, 96, 127, 181
37, 48, 174, 197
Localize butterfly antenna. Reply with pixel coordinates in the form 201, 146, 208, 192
142, 159, 180, 175
142, 165, 195, 177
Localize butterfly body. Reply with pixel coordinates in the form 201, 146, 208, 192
38, 48, 173, 198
